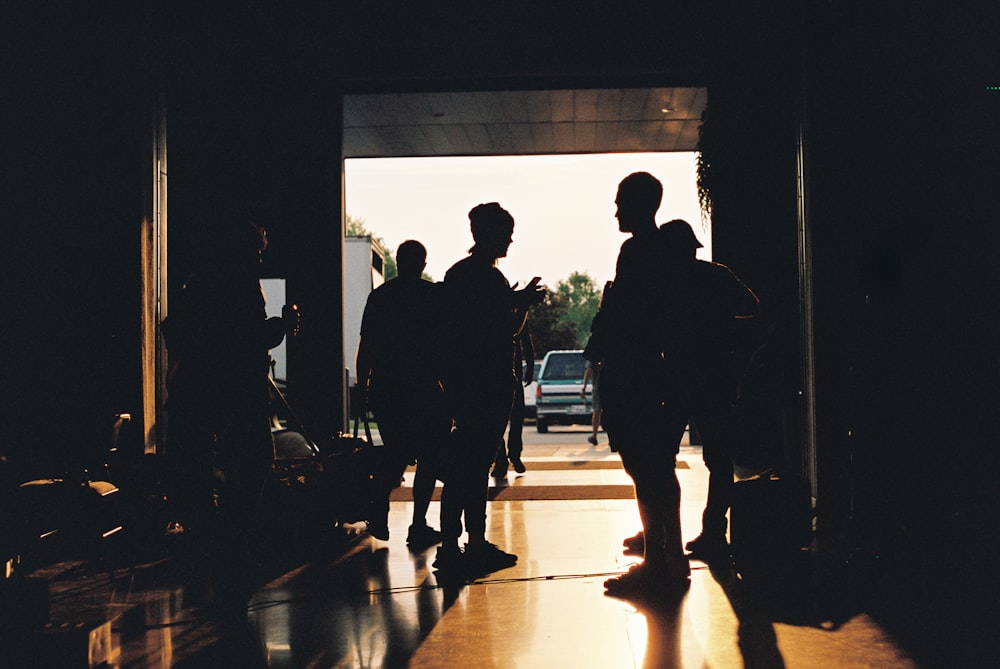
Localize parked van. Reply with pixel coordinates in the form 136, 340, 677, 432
534, 350, 591, 433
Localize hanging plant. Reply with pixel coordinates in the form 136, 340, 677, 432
695, 103, 713, 224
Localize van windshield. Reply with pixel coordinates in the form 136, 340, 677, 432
542, 354, 585, 381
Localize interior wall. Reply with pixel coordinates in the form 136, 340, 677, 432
2, 5, 147, 473
803, 2, 1000, 554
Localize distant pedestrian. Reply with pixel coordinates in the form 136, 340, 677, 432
581, 358, 603, 446
493, 323, 534, 477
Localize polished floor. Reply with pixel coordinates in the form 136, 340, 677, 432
6, 429, 969, 667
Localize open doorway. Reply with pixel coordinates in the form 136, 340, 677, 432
340, 85, 712, 414
337, 85, 814, 490
342, 151, 711, 390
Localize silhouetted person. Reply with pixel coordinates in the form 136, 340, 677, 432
589, 172, 692, 597
434, 203, 543, 577
492, 322, 534, 477
598, 210, 758, 593
656, 219, 758, 559
162, 219, 289, 606
356, 240, 448, 548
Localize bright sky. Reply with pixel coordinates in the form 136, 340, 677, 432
344, 152, 711, 289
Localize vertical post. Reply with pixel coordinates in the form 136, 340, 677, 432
795, 14, 818, 500
140, 3, 168, 455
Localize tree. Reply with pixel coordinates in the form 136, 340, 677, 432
346, 213, 398, 280
344, 213, 369, 237
554, 271, 602, 349
527, 289, 578, 356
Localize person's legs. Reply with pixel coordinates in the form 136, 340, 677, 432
507, 380, 526, 462
604, 410, 689, 595
453, 381, 518, 573
491, 441, 508, 478
463, 401, 512, 545
687, 395, 737, 554
367, 450, 409, 540
589, 409, 601, 444
437, 427, 515, 573
166, 415, 217, 542
406, 401, 448, 546
493, 375, 526, 476
436, 429, 463, 544
437, 378, 513, 569
620, 413, 688, 565
460, 434, 503, 543
590, 376, 603, 444
434, 430, 465, 569
366, 411, 411, 541
411, 461, 435, 527
212, 419, 274, 601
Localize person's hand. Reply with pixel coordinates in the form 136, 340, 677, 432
580, 387, 587, 398
513, 276, 545, 308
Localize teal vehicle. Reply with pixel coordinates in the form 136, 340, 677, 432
534, 350, 591, 433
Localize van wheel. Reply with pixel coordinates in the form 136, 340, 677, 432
536, 418, 548, 434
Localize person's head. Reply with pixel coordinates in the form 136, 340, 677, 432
468, 202, 515, 260
395, 239, 427, 278
615, 172, 662, 233
205, 218, 268, 278
660, 219, 703, 257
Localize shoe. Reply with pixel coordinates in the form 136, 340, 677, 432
367, 518, 390, 541
684, 533, 730, 562
510, 456, 526, 473
432, 544, 463, 571
603, 562, 690, 600
463, 541, 517, 576
587, 434, 598, 445
491, 464, 508, 478
406, 523, 442, 550
622, 531, 644, 555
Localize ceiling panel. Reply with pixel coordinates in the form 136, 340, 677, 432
342, 87, 707, 158
441, 124, 473, 154
549, 90, 575, 123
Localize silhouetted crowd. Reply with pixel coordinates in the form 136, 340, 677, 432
164, 171, 759, 603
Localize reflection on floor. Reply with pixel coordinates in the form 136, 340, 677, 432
5, 434, 978, 667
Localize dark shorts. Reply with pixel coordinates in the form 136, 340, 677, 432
604, 406, 688, 478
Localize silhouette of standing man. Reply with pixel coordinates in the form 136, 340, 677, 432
659, 219, 758, 560
619, 220, 759, 561
356, 240, 448, 549
590, 175, 759, 599
163, 219, 289, 607
591, 172, 692, 597
434, 203, 543, 577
